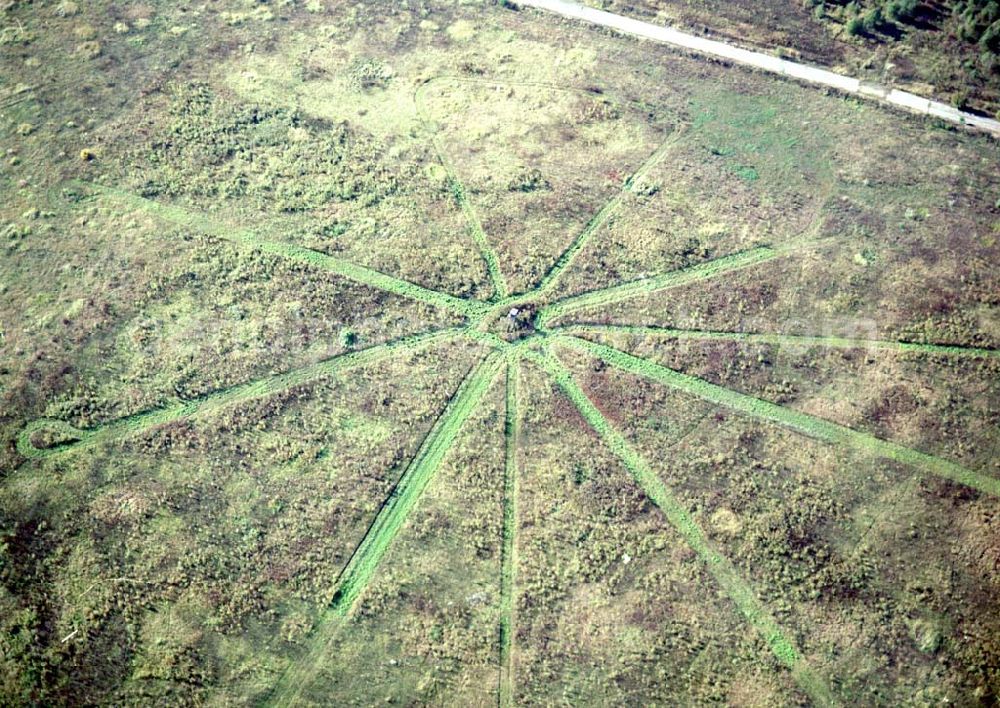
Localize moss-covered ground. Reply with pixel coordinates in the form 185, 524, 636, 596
1, 0, 998, 704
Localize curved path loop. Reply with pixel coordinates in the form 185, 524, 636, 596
15, 73, 1000, 706
16, 328, 463, 460
520, 0, 1000, 139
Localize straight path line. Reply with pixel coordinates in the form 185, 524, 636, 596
527, 347, 838, 707
327, 349, 506, 614
533, 124, 685, 298
560, 324, 1000, 359
17, 328, 462, 460
559, 335, 1000, 497
518, 0, 1000, 139
266, 349, 505, 706
445, 170, 510, 300
75, 181, 487, 318
415, 76, 684, 300
415, 82, 510, 299
498, 360, 521, 708
537, 246, 779, 328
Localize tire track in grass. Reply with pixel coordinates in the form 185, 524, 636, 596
532, 124, 685, 298
17, 328, 462, 460
559, 324, 1000, 359
525, 347, 838, 707
415, 77, 687, 301
72, 181, 489, 318
445, 173, 510, 300
266, 349, 505, 706
498, 359, 521, 708
536, 179, 839, 328
559, 335, 1000, 497
0, 84, 34, 110
329, 348, 506, 613
415, 82, 509, 300
537, 246, 779, 329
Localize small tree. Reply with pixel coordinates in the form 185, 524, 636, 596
862, 7, 883, 34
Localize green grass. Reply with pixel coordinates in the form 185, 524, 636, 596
328, 350, 505, 613
498, 360, 521, 708
17, 328, 461, 460
415, 75, 684, 297
688, 90, 835, 192
525, 347, 838, 707
560, 324, 1000, 359
443, 174, 508, 300
532, 126, 686, 298
538, 246, 780, 329
74, 181, 489, 318
266, 349, 504, 704
415, 80, 509, 299
3, 1, 999, 703
559, 335, 1000, 497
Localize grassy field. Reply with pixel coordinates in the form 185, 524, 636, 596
1, 0, 998, 704
581, 0, 1000, 118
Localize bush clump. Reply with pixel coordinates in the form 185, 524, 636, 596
133, 84, 400, 212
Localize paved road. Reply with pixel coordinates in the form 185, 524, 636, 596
520, 0, 1000, 139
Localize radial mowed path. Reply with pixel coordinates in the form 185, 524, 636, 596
17, 74, 999, 706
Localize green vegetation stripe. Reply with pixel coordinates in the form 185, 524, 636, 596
445, 172, 509, 299
461, 326, 514, 351
266, 349, 504, 706
560, 324, 1000, 359
537, 247, 779, 328
328, 349, 506, 615
527, 348, 837, 707
413, 75, 688, 301
560, 336, 1000, 497
498, 361, 520, 708
533, 130, 682, 298
75, 181, 487, 317
17, 328, 462, 460
414, 84, 509, 299
265, 614, 348, 708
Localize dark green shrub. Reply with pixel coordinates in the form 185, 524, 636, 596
886, 0, 918, 23
980, 20, 1000, 52
862, 7, 883, 33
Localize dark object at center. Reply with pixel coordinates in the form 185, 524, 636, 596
497, 303, 537, 341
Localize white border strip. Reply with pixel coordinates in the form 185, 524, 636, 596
520, 0, 1000, 138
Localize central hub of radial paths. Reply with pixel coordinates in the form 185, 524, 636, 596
485, 302, 540, 342
17, 84, 1000, 707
